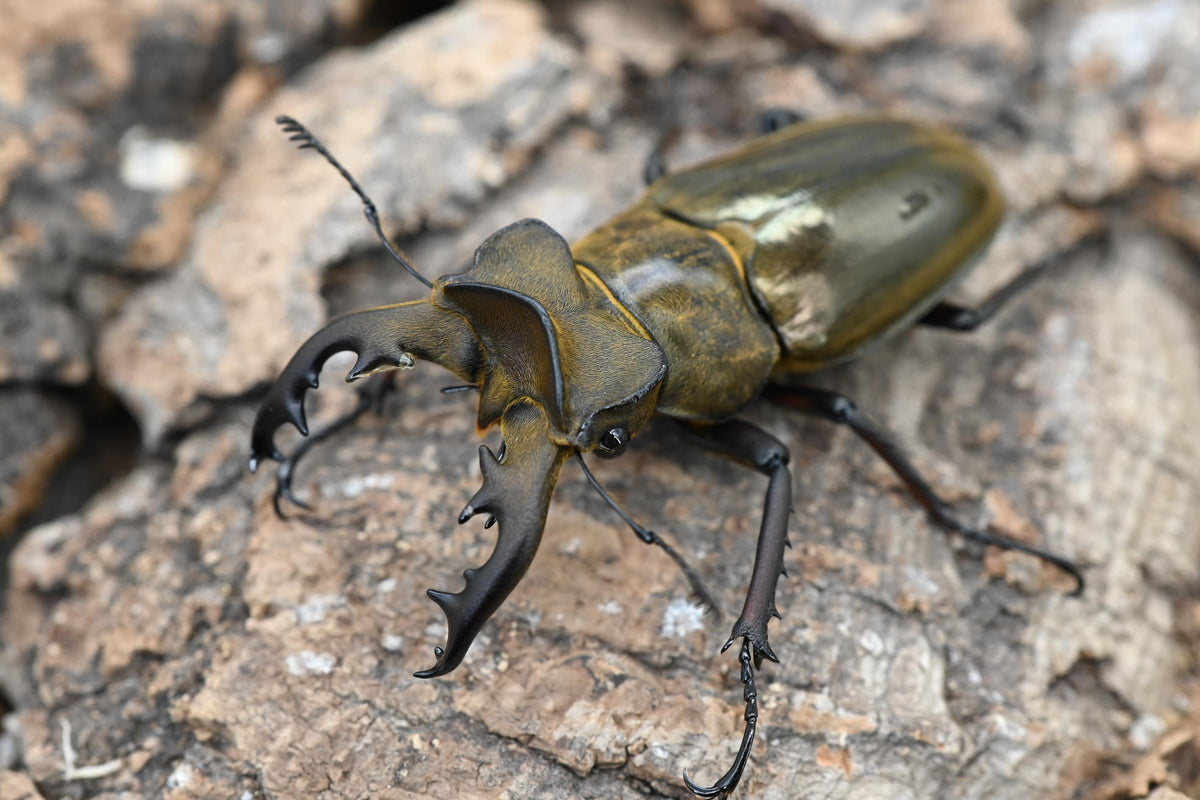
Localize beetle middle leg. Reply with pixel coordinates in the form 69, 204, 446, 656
674, 418, 793, 798
764, 384, 1084, 592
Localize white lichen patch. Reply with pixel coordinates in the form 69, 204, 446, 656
659, 598, 705, 638
118, 127, 197, 193
1130, 712, 1167, 750
597, 600, 623, 615
1067, 0, 1181, 82
285, 650, 336, 676
166, 762, 194, 790
323, 471, 396, 500
859, 630, 885, 656
294, 594, 345, 625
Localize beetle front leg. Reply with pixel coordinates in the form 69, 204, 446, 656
764, 384, 1084, 593
675, 418, 793, 798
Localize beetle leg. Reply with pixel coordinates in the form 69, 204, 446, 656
764, 385, 1084, 594
270, 373, 396, 517
683, 637, 758, 799
675, 419, 792, 798
575, 454, 722, 616
920, 231, 1104, 331
644, 107, 804, 186
918, 265, 1048, 331
643, 127, 677, 186
756, 107, 803, 135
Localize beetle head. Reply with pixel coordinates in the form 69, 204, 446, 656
436, 218, 667, 452
414, 218, 667, 676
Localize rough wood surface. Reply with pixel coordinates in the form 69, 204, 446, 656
2, 1, 1199, 799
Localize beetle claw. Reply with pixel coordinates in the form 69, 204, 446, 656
683, 637, 760, 798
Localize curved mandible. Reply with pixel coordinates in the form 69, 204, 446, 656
249, 300, 480, 472
416, 399, 570, 677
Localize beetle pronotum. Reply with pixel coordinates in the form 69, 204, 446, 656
249, 113, 1082, 797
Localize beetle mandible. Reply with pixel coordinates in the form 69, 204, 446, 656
249, 113, 1083, 797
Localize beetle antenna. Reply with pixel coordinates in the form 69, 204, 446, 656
576, 454, 722, 617
276, 115, 434, 289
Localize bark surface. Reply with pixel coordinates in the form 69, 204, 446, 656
2, 1, 1199, 798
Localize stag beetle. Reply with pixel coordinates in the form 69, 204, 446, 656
249, 113, 1083, 797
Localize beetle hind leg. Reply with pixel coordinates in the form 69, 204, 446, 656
920, 230, 1104, 332
764, 384, 1084, 594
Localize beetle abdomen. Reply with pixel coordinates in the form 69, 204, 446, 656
649, 118, 1005, 371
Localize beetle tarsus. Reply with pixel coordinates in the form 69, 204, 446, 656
683, 637, 759, 799
576, 454, 722, 616
941, 512, 1086, 596
273, 458, 313, 517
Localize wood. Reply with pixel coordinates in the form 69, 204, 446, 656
2, 0, 1199, 798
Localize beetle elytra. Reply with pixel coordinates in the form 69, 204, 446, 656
249, 114, 1082, 797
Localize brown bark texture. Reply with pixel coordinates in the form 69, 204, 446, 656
2, 0, 1199, 798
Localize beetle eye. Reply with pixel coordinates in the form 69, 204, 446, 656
596, 426, 629, 458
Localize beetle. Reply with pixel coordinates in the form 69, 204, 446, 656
249, 113, 1084, 797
